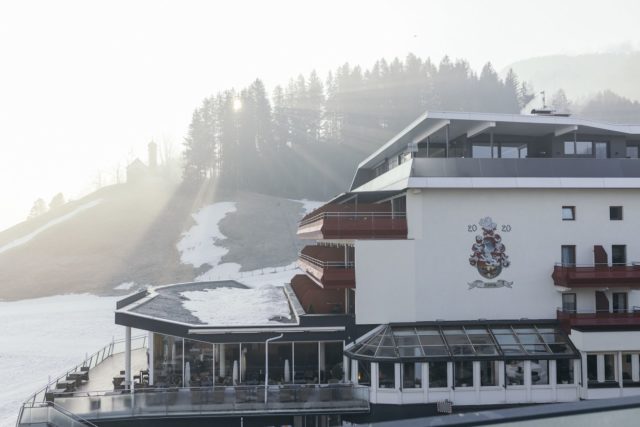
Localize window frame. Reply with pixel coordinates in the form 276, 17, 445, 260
562, 206, 576, 221
561, 293, 577, 313
612, 245, 627, 265
609, 206, 623, 221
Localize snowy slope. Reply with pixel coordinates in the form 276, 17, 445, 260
0, 294, 127, 427
0, 199, 101, 255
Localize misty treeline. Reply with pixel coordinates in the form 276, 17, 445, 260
27, 193, 65, 220
551, 88, 640, 123
182, 54, 534, 199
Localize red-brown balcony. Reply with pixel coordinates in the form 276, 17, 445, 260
557, 308, 640, 332
290, 274, 346, 314
297, 203, 407, 240
552, 263, 640, 288
297, 246, 355, 289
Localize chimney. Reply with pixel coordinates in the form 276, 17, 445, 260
148, 141, 158, 169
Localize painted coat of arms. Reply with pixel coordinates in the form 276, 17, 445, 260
468, 217, 512, 289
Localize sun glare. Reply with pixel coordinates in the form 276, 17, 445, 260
233, 98, 242, 111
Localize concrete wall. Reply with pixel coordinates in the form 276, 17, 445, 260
355, 188, 640, 324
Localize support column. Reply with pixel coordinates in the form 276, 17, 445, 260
125, 326, 132, 392
147, 332, 154, 386
445, 125, 450, 158
632, 354, 640, 382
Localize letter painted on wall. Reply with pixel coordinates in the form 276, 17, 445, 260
468, 217, 513, 289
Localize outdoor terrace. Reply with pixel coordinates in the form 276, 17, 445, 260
297, 245, 355, 288
557, 308, 640, 332
552, 263, 640, 288
297, 203, 407, 240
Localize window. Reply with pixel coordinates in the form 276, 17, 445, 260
595, 142, 608, 159
627, 145, 639, 158
562, 206, 575, 221
505, 360, 524, 386
357, 361, 371, 386
454, 360, 473, 388
428, 361, 448, 388
531, 360, 549, 385
587, 355, 598, 383
604, 354, 617, 382
378, 363, 395, 389
610, 206, 623, 220
402, 362, 422, 389
562, 293, 576, 312
561, 245, 576, 266
564, 141, 593, 156
612, 245, 627, 265
622, 353, 640, 384
480, 360, 499, 387
556, 359, 574, 385
613, 293, 628, 313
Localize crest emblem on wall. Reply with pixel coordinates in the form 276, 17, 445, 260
468, 217, 512, 289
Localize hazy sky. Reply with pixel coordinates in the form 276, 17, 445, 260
1, 0, 639, 231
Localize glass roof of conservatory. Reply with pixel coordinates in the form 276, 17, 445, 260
345, 323, 579, 362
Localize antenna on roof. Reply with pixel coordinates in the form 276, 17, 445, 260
540, 91, 547, 109
530, 90, 569, 116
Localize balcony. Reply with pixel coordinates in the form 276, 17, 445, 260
297, 246, 355, 288
557, 309, 640, 332
297, 203, 407, 240
19, 384, 370, 424
290, 274, 346, 314
552, 263, 640, 288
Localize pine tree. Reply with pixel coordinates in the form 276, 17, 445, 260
28, 198, 47, 220
551, 89, 572, 113
49, 193, 65, 210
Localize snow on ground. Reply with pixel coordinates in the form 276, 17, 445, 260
0, 199, 102, 256
0, 294, 129, 427
176, 202, 237, 268
177, 201, 301, 286
180, 285, 292, 326
114, 281, 136, 291
295, 199, 325, 215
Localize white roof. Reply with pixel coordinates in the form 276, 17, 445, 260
358, 111, 640, 170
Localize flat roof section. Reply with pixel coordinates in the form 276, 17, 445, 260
121, 281, 296, 327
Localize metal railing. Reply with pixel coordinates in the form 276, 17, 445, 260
298, 253, 354, 269
300, 211, 406, 227
554, 262, 640, 269
557, 307, 640, 316
17, 402, 99, 427
22, 335, 147, 407
39, 384, 370, 420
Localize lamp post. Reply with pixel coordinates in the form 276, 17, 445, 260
264, 333, 283, 403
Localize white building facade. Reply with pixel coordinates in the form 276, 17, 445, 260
295, 111, 640, 414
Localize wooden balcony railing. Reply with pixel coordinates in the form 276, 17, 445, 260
557, 308, 640, 332
552, 263, 640, 288
298, 209, 407, 240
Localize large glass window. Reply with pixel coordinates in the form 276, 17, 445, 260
268, 342, 292, 385
595, 142, 608, 159
357, 360, 371, 386
622, 353, 640, 385
454, 361, 473, 388
241, 343, 265, 384
215, 343, 240, 385
556, 359, 574, 384
480, 360, 499, 387
378, 363, 396, 389
610, 206, 623, 221
587, 354, 598, 383
321, 342, 344, 383
531, 360, 549, 385
402, 362, 422, 389
294, 342, 319, 384
153, 334, 184, 387
604, 354, 617, 382
564, 141, 593, 156
428, 361, 448, 388
627, 145, 639, 158
184, 339, 214, 387
506, 360, 525, 386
